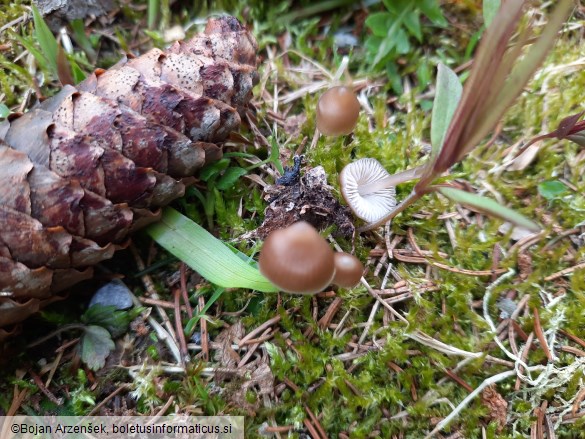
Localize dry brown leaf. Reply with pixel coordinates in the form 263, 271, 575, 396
481, 384, 508, 432
506, 142, 541, 171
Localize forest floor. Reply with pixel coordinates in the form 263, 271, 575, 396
1, 0, 585, 437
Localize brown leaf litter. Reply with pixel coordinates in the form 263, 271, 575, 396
213, 321, 274, 413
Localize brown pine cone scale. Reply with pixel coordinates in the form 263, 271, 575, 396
0, 16, 258, 340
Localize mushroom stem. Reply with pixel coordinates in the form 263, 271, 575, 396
358, 165, 426, 196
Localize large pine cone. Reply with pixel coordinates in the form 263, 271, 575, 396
0, 16, 258, 341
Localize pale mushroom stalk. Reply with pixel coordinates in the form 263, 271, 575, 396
357, 165, 426, 195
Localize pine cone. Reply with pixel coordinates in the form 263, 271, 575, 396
0, 16, 258, 341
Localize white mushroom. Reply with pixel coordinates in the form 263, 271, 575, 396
339, 158, 424, 224
339, 158, 396, 223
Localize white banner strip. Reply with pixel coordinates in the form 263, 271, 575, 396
0, 416, 244, 438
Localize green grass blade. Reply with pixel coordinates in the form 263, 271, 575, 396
438, 187, 540, 232
185, 287, 225, 337
279, 0, 356, 23
430, 63, 462, 163
147, 0, 159, 29
9, 30, 50, 72
70, 19, 96, 61
68, 57, 86, 84
146, 208, 278, 292
270, 137, 285, 174
31, 4, 58, 76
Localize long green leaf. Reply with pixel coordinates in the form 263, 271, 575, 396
70, 19, 96, 61
31, 4, 58, 76
146, 208, 278, 292
216, 167, 247, 190
430, 63, 462, 162
279, 0, 356, 23
69, 57, 87, 84
438, 187, 540, 232
9, 30, 51, 72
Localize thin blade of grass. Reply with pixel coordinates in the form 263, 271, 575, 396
70, 19, 96, 61
438, 187, 540, 232
146, 208, 278, 292
147, 0, 159, 30
31, 4, 58, 76
185, 287, 224, 337
430, 63, 462, 163
280, 0, 356, 23
9, 30, 50, 72
69, 57, 86, 84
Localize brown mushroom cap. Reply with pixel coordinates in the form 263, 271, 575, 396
258, 221, 335, 294
316, 86, 360, 136
332, 252, 363, 288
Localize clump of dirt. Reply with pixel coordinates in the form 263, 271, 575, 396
251, 163, 355, 239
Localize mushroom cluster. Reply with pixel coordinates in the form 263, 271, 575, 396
258, 221, 363, 294
314, 86, 421, 227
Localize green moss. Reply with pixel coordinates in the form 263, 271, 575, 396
0, 1, 34, 107
241, 25, 585, 437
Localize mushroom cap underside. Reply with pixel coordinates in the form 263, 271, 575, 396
340, 158, 396, 224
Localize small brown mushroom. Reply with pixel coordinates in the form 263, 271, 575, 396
332, 252, 363, 288
258, 221, 335, 294
316, 86, 360, 136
